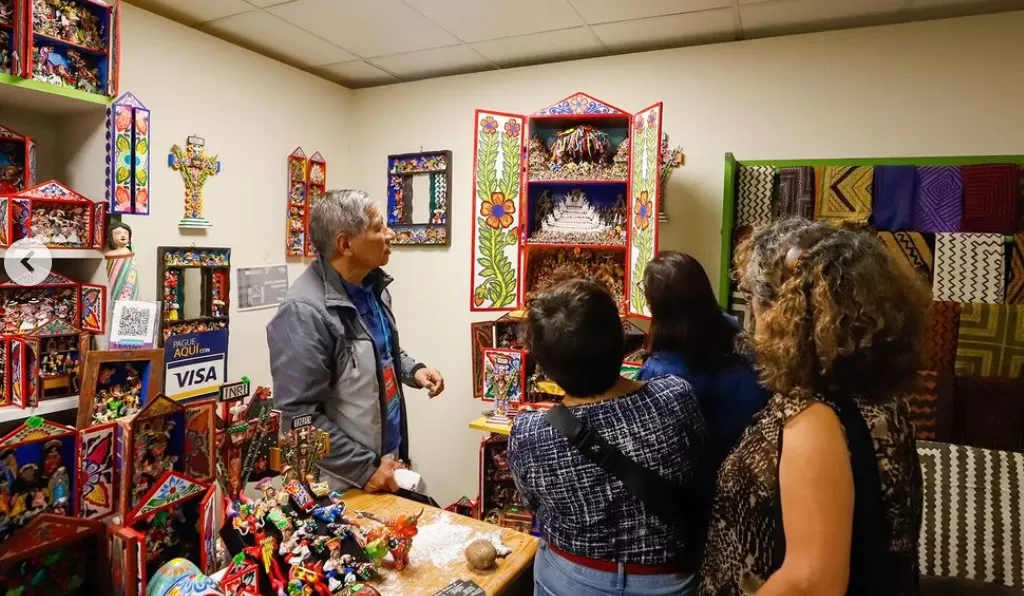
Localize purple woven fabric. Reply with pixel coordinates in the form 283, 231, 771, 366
913, 166, 964, 233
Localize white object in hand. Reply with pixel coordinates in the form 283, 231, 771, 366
394, 468, 423, 492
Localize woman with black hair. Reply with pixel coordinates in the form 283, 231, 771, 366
640, 251, 769, 465
508, 279, 708, 596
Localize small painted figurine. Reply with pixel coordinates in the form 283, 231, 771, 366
362, 509, 422, 571
106, 222, 140, 301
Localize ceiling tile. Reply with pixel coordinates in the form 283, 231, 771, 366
270, 0, 459, 57
315, 60, 399, 87
568, 0, 733, 25
127, 0, 253, 25
471, 27, 606, 67
740, 0, 906, 36
402, 0, 584, 43
592, 9, 737, 51
369, 45, 496, 79
244, 0, 295, 6
202, 11, 356, 67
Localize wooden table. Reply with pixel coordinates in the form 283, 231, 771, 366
342, 490, 538, 596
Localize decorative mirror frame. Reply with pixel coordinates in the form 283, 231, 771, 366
386, 150, 453, 246
155, 246, 231, 345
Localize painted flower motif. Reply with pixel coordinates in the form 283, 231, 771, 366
115, 108, 131, 132
474, 287, 486, 307
634, 115, 646, 133
481, 192, 516, 229
114, 186, 131, 210
647, 110, 659, 127
633, 191, 652, 231
134, 111, 149, 135
481, 116, 499, 134
503, 119, 521, 138
136, 188, 149, 211
506, 226, 519, 243
569, 95, 589, 114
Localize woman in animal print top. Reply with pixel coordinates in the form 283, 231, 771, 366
700, 219, 928, 596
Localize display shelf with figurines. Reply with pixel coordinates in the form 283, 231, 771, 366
75, 348, 163, 428
22, 0, 121, 97
216, 380, 280, 499
480, 348, 524, 425
106, 92, 151, 215
285, 148, 327, 258
0, 513, 110, 594
526, 185, 627, 247
386, 149, 452, 246
155, 246, 231, 344
0, 271, 106, 337
0, 123, 36, 195
0, 416, 78, 545
7, 317, 89, 406
0, 179, 106, 251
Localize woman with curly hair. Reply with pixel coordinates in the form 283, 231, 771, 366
699, 219, 928, 596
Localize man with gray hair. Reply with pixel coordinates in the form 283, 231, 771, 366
267, 189, 444, 493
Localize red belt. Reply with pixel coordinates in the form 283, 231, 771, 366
547, 543, 691, 576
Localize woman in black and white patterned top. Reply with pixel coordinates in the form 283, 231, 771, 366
507, 279, 709, 596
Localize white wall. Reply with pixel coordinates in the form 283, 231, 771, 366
59, 4, 355, 381
348, 11, 1024, 505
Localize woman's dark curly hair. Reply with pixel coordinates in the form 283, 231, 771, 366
733, 219, 930, 401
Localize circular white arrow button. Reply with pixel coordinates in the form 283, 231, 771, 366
4, 238, 53, 287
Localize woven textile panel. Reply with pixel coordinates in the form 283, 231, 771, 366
918, 441, 1024, 589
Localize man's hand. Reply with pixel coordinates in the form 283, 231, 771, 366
414, 367, 445, 398
363, 459, 402, 493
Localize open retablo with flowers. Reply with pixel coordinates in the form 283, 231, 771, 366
468, 92, 662, 409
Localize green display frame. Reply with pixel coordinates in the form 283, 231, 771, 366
719, 152, 1024, 307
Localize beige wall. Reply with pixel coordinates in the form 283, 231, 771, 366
11, 6, 1024, 506
348, 11, 1024, 505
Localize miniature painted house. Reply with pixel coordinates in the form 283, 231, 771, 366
0, 123, 36, 198
0, 417, 79, 545
7, 317, 89, 406
19, 0, 122, 97
111, 470, 217, 592
0, 11, 14, 76
0, 514, 109, 594
0, 180, 106, 251
285, 148, 327, 257
0, 270, 106, 336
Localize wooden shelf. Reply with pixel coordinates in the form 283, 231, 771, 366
526, 178, 628, 186
469, 416, 511, 436
0, 394, 79, 423
0, 247, 104, 259
33, 31, 108, 56
0, 72, 110, 114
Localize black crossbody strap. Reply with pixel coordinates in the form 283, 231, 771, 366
545, 404, 689, 527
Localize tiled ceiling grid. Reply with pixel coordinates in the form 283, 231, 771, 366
127, 0, 1024, 88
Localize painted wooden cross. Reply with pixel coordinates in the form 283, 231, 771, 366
168, 135, 221, 228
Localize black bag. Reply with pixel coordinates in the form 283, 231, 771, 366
771, 396, 895, 595
545, 404, 693, 528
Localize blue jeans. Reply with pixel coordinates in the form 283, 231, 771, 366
533, 542, 696, 596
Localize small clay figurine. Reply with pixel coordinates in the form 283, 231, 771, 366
105, 221, 132, 257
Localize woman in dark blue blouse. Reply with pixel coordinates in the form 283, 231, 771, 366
639, 251, 769, 465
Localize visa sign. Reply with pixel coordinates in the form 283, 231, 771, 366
164, 330, 229, 402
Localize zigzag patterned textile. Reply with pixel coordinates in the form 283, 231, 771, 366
871, 165, 916, 231
954, 303, 1024, 378
814, 166, 873, 226
960, 164, 1022, 233
954, 376, 1024, 453
773, 166, 814, 219
736, 166, 774, 227
877, 231, 933, 284
1009, 234, 1024, 305
906, 370, 953, 441
729, 289, 754, 334
924, 302, 962, 376
917, 441, 1024, 588
912, 166, 963, 233
932, 233, 1005, 303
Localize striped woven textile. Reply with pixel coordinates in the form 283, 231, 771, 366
913, 166, 963, 233
814, 165, 873, 226
1009, 233, 1024, 305
960, 164, 1021, 234
773, 166, 815, 219
878, 231, 933, 284
954, 303, 1024, 378
917, 441, 1024, 589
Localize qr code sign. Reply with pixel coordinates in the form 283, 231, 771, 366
110, 300, 159, 347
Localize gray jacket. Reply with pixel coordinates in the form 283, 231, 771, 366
266, 258, 424, 490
